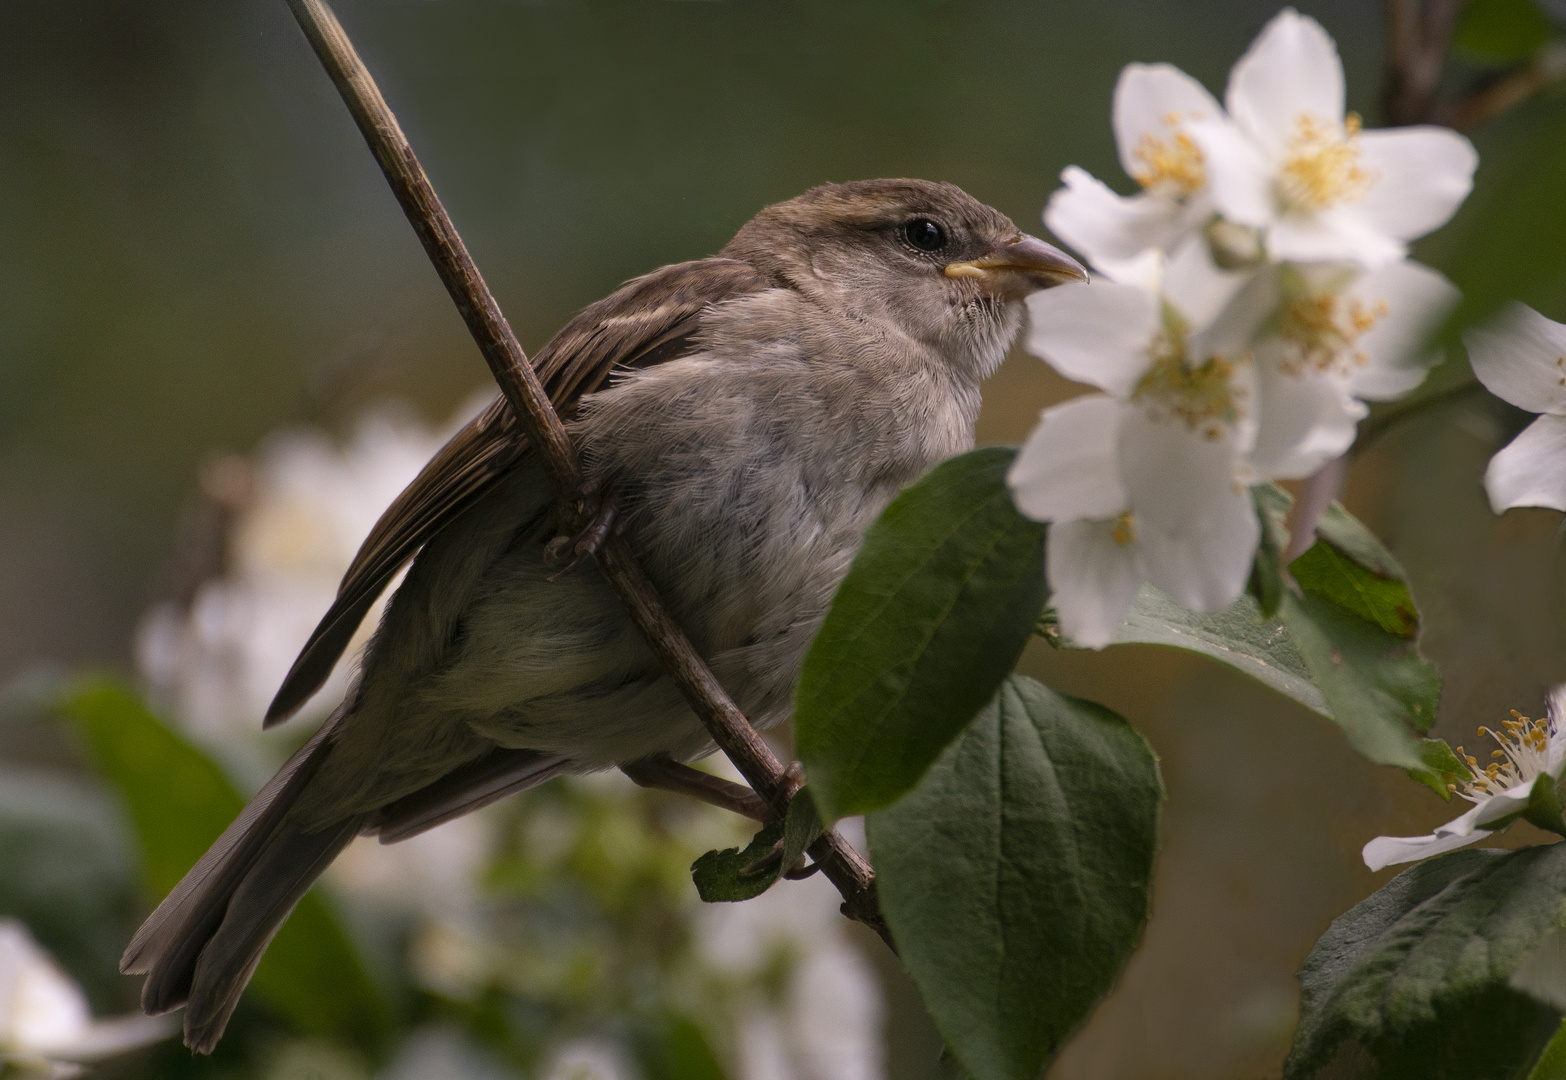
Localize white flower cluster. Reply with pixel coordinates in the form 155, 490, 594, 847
1009, 8, 1476, 646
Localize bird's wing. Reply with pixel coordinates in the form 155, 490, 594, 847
264, 257, 772, 725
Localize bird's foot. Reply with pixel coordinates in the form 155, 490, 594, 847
620, 757, 769, 822
544, 489, 620, 572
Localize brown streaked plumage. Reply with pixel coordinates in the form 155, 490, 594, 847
123, 179, 1085, 1053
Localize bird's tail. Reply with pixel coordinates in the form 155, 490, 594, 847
120, 714, 362, 1054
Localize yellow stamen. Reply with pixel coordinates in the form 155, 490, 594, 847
1133, 313, 1244, 433
1277, 293, 1388, 377
1112, 513, 1137, 547
1278, 111, 1373, 211
1131, 116, 1205, 196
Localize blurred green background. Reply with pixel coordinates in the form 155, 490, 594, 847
2, 1, 1566, 1077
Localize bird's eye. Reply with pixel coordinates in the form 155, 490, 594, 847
902, 218, 947, 253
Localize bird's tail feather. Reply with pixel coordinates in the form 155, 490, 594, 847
367, 745, 569, 843
120, 710, 350, 1050
122, 708, 573, 1053
181, 814, 363, 1053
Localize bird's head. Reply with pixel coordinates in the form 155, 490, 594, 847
721, 178, 1086, 376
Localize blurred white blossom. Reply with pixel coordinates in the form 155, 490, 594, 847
1464, 303, 1566, 514
541, 1040, 635, 1080
378, 1026, 523, 1080
1363, 687, 1566, 871
698, 868, 882, 1080
0, 920, 173, 1077
137, 399, 485, 746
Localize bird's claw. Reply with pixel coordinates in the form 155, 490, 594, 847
782, 760, 805, 799
545, 490, 620, 572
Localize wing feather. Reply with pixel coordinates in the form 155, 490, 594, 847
263, 257, 770, 725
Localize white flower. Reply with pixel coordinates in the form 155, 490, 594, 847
1363, 688, 1566, 871
1190, 9, 1476, 270
1045, 63, 1224, 276
0, 920, 173, 1077
1248, 259, 1460, 478
1465, 303, 1566, 514
1009, 273, 1263, 647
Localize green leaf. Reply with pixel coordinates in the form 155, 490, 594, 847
781, 787, 824, 872
688, 789, 825, 903
868, 676, 1162, 1080
795, 447, 1047, 821
1278, 591, 1428, 771
1290, 505, 1418, 637
58, 677, 389, 1051
1311, 502, 1407, 580
0, 766, 140, 1008
1279, 503, 1440, 771
1414, 738, 1468, 801
1249, 483, 1293, 618
1527, 1020, 1566, 1080
1109, 587, 1327, 716
1454, 0, 1553, 62
690, 822, 784, 902
1104, 502, 1440, 778
635, 1013, 729, 1080
1286, 846, 1566, 1079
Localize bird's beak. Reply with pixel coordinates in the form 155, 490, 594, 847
944, 234, 1088, 296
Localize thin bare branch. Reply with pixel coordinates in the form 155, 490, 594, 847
1382, 0, 1466, 125
282, 0, 886, 944
1447, 41, 1566, 132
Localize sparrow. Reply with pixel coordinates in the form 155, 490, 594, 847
120, 178, 1086, 1051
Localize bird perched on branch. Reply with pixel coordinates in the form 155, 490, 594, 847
121, 178, 1085, 1051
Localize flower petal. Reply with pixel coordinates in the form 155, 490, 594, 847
1046, 518, 1145, 649
1469, 782, 1536, 830
1118, 409, 1259, 611
1024, 281, 1158, 397
1344, 260, 1461, 401
1112, 63, 1224, 191
1044, 166, 1188, 272
1136, 509, 1259, 613
1267, 208, 1406, 269
1117, 406, 1249, 537
1465, 302, 1566, 415
1187, 262, 1279, 362
1348, 126, 1477, 242
1008, 395, 1128, 523
1250, 350, 1366, 479
1361, 828, 1482, 872
1486, 413, 1566, 513
1162, 232, 1251, 330
1188, 119, 1275, 227
1225, 9, 1344, 159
